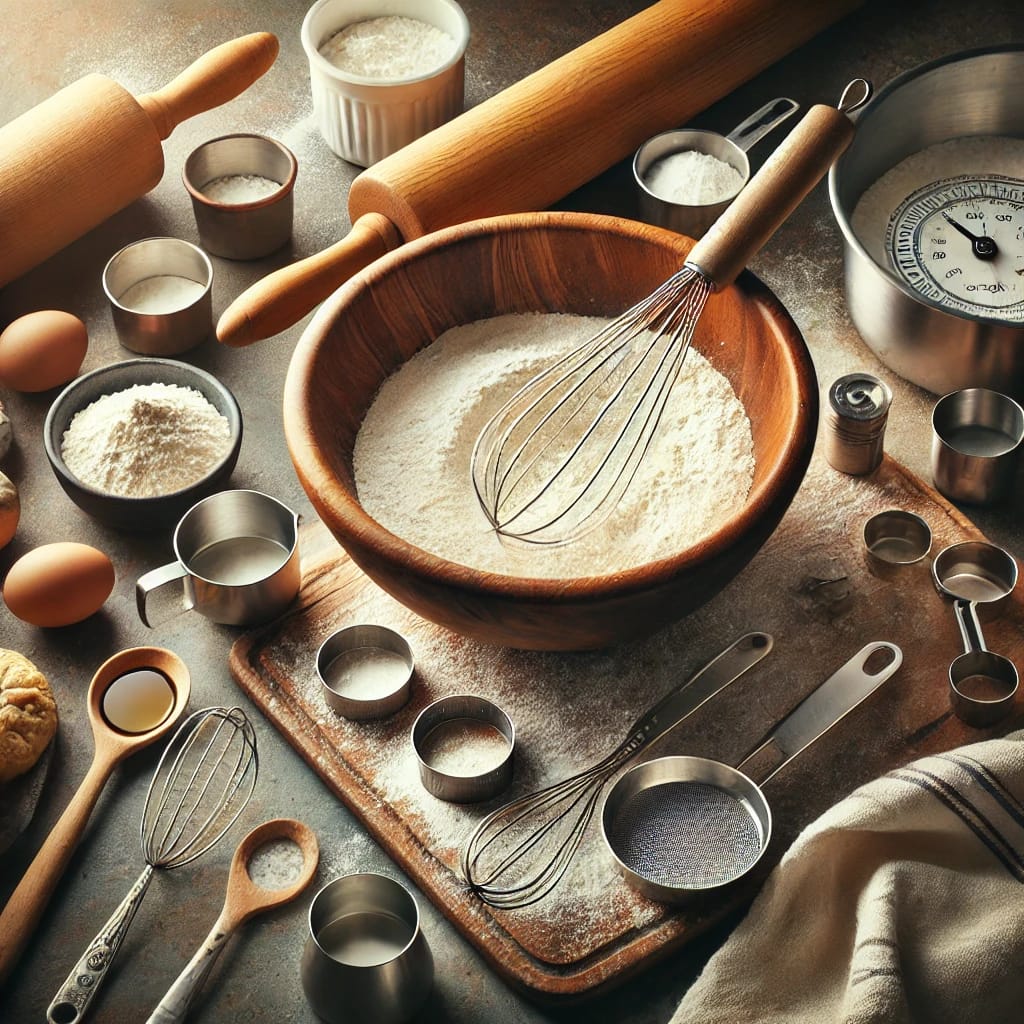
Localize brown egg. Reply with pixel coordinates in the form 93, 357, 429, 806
0, 311, 88, 392
3, 542, 114, 627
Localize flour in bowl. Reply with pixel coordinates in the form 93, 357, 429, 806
353, 313, 754, 579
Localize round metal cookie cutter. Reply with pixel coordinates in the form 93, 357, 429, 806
862, 509, 931, 577
412, 695, 515, 803
316, 624, 414, 720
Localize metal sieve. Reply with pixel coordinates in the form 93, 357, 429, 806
601, 641, 902, 902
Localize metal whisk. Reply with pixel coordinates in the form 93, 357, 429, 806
462, 632, 773, 909
472, 80, 871, 546
47, 706, 258, 1024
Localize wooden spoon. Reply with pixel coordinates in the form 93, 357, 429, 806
0, 647, 191, 987
146, 818, 319, 1024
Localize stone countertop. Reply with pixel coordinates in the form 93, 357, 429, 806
0, 1, 1020, 1022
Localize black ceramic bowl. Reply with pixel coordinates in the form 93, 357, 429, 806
44, 358, 243, 530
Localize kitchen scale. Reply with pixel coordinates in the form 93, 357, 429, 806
885, 173, 1024, 322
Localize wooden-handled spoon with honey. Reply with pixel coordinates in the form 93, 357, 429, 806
0, 647, 191, 987
146, 819, 320, 1024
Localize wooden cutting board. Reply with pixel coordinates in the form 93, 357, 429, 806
229, 452, 1024, 1000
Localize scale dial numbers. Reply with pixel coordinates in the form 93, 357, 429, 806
886, 174, 1024, 321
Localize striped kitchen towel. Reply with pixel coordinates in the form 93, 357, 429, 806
671, 730, 1024, 1024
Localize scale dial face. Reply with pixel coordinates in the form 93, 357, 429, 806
886, 173, 1024, 321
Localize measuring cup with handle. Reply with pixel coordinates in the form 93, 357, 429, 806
633, 96, 800, 237
601, 641, 902, 903
136, 489, 301, 627
932, 540, 1020, 725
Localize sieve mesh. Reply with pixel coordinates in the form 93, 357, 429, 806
607, 781, 762, 888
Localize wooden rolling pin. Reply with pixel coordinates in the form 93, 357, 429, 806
217, 0, 863, 347
0, 32, 279, 288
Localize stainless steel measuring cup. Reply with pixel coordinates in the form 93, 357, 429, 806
933, 540, 1019, 725
300, 873, 433, 1024
633, 97, 799, 238
136, 489, 301, 627
601, 641, 902, 903
931, 388, 1024, 505
947, 599, 1018, 727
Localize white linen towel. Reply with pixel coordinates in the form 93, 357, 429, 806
671, 730, 1024, 1024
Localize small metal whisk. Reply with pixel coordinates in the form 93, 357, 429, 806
462, 632, 773, 909
47, 706, 258, 1024
472, 80, 871, 546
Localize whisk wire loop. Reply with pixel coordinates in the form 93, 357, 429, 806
141, 705, 259, 869
462, 731, 644, 908
472, 266, 712, 544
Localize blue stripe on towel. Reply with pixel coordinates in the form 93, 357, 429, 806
890, 766, 1024, 881
941, 754, 1024, 833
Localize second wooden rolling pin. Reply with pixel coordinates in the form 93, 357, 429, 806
217, 0, 864, 347
0, 32, 279, 289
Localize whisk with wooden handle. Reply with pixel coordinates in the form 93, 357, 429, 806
472, 79, 872, 546
46, 707, 258, 1024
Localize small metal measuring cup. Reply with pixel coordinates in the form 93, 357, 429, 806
931, 388, 1024, 505
183, 133, 298, 260
933, 541, 1019, 726
103, 237, 213, 355
862, 509, 932, 579
633, 97, 799, 238
300, 873, 433, 1024
136, 489, 301, 627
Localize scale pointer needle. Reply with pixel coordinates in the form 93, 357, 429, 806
941, 211, 998, 261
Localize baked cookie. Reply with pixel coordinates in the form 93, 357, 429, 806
0, 649, 58, 784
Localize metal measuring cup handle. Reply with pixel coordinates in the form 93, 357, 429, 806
949, 599, 1019, 727
725, 97, 799, 151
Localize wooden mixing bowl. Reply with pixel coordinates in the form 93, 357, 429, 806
284, 212, 817, 650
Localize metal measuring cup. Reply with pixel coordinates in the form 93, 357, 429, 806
633, 96, 799, 238
932, 541, 1020, 726
931, 388, 1024, 505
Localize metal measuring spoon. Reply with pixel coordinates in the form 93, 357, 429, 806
146, 819, 319, 1024
0, 647, 191, 987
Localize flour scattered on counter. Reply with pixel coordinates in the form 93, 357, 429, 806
354, 312, 755, 579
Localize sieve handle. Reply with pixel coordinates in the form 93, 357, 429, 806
685, 79, 871, 290
629, 632, 774, 747
738, 641, 902, 784
46, 864, 155, 1024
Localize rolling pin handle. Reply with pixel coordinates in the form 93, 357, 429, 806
137, 31, 280, 140
216, 212, 404, 347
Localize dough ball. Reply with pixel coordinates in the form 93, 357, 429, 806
0, 649, 58, 784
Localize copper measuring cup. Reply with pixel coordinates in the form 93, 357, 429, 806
0, 647, 191, 985
146, 819, 319, 1023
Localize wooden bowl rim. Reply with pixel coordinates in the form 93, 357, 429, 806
285, 210, 817, 602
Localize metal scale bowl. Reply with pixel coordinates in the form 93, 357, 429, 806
829, 45, 1024, 398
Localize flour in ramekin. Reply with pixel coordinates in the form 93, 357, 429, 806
354, 312, 754, 578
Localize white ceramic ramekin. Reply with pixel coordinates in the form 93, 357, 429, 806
301, 0, 469, 167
